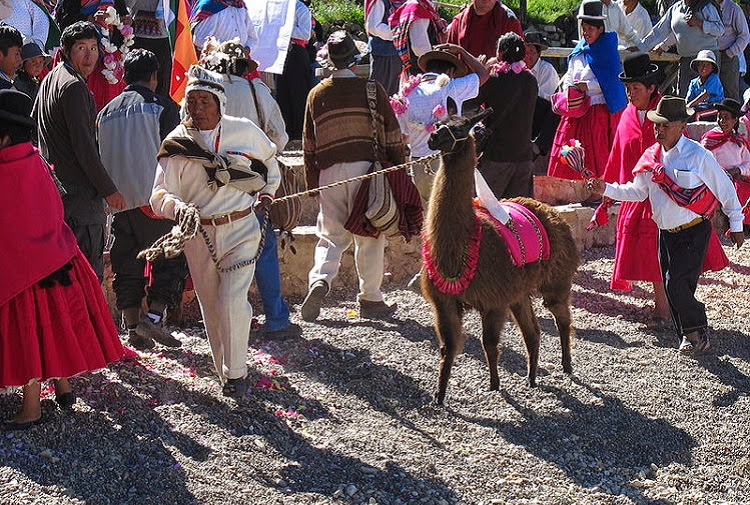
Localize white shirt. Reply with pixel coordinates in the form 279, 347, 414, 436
291, 0, 312, 41
410, 18, 432, 57
563, 53, 605, 105
619, 1, 653, 41
578, 0, 640, 48
2, 0, 49, 49
397, 72, 480, 157
193, 7, 258, 53
717, 0, 750, 58
704, 136, 750, 177
530, 58, 560, 100
366, 0, 393, 41
604, 135, 744, 231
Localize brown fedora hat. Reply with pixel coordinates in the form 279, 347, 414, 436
217, 40, 258, 74
646, 96, 694, 124
417, 49, 468, 77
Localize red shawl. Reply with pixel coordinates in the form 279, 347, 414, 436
602, 94, 660, 185
446, 2, 523, 58
389, 0, 447, 73
0, 142, 78, 307
701, 126, 746, 152
633, 143, 720, 217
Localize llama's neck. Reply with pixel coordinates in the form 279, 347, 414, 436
425, 142, 478, 273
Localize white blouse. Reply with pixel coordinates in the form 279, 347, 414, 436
563, 53, 605, 106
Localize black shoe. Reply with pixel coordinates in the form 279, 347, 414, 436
301, 281, 328, 322
264, 323, 303, 341
128, 329, 155, 350
3, 417, 44, 431
55, 392, 76, 410
359, 300, 398, 319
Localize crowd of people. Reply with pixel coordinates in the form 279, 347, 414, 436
0, 0, 748, 429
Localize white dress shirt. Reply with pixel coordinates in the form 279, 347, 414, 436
579, 0, 640, 47
563, 53, 605, 105
3, 0, 49, 49
291, 0, 312, 41
530, 58, 560, 100
192, 7, 258, 52
604, 135, 744, 231
409, 18, 432, 57
717, 0, 750, 58
619, 1, 653, 40
366, 0, 393, 40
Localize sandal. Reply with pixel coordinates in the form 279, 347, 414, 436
3, 416, 44, 431
55, 392, 77, 410
678, 337, 694, 353
678, 330, 712, 354
222, 377, 248, 398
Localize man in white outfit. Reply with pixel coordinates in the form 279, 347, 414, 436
189, 0, 258, 53
618, 0, 653, 40
151, 65, 280, 396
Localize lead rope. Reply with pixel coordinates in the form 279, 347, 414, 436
139, 153, 441, 272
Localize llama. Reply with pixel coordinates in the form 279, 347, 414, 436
422, 115, 580, 405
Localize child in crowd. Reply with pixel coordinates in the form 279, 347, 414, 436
13, 41, 49, 103
686, 50, 724, 117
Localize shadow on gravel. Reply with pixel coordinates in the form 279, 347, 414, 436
0, 392, 198, 504
455, 379, 695, 505
314, 316, 436, 344
282, 337, 441, 446
692, 329, 750, 407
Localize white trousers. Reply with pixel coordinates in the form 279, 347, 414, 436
308, 161, 386, 302
184, 214, 260, 381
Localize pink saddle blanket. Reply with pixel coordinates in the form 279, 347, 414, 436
476, 202, 551, 267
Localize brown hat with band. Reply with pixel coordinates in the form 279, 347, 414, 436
646, 96, 694, 124
417, 49, 468, 77
217, 40, 258, 74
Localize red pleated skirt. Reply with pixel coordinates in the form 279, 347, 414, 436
548, 103, 622, 180
735, 178, 750, 225
611, 200, 729, 290
0, 250, 124, 388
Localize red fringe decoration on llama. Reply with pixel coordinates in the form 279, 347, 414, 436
422, 215, 483, 294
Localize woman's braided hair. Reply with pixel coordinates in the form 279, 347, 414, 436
496, 32, 525, 64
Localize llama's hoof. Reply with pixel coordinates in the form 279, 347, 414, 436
526, 376, 537, 388
489, 381, 499, 391
434, 392, 445, 406
563, 363, 573, 374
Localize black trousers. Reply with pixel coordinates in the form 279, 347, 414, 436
532, 96, 560, 156
133, 37, 172, 97
110, 208, 188, 311
276, 43, 311, 141
658, 219, 711, 335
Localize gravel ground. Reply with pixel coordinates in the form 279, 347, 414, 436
1, 241, 749, 505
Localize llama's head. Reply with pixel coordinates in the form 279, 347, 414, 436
427, 108, 494, 153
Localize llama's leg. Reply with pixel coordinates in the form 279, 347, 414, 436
542, 286, 574, 374
434, 298, 463, 405
480, 308, 506, 392
510, 296, 541, 388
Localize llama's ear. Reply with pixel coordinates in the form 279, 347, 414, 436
467, 107, 494, 127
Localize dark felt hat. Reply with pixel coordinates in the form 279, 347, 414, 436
21, 40, 49, 62
713, 98, 743, 117
577, 0, 607, 20
619, 52, 661, 83
418, 49, 468, 77
646, 95, 694, 123
0, 89, 35, 130
323, 30, 368, 69
523, 31, 550, 52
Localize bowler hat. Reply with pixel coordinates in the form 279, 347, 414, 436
0, 89, 35, 130
523, 31, 550, 52
690, 50, 718, 73
619, 52, 661, 83
318, 30, 368, 70
418, 49, 468, 77
713, 98, 743, 118
646, 96, 694, 123
577, 0, 607, 20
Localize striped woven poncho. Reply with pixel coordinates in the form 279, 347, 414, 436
388, 0, 446, 74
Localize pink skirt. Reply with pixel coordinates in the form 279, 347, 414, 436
0, 250, 124, 388
611, 200, 729, 290
548, 103, 622, 180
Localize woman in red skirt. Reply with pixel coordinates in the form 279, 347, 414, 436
603, 54, 728, 326
548, 0, 627, 180
0, 90, 124, 430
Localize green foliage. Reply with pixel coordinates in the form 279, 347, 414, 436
311, 0, 364, 27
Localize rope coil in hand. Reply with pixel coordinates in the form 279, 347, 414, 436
138, 153, 441, 271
